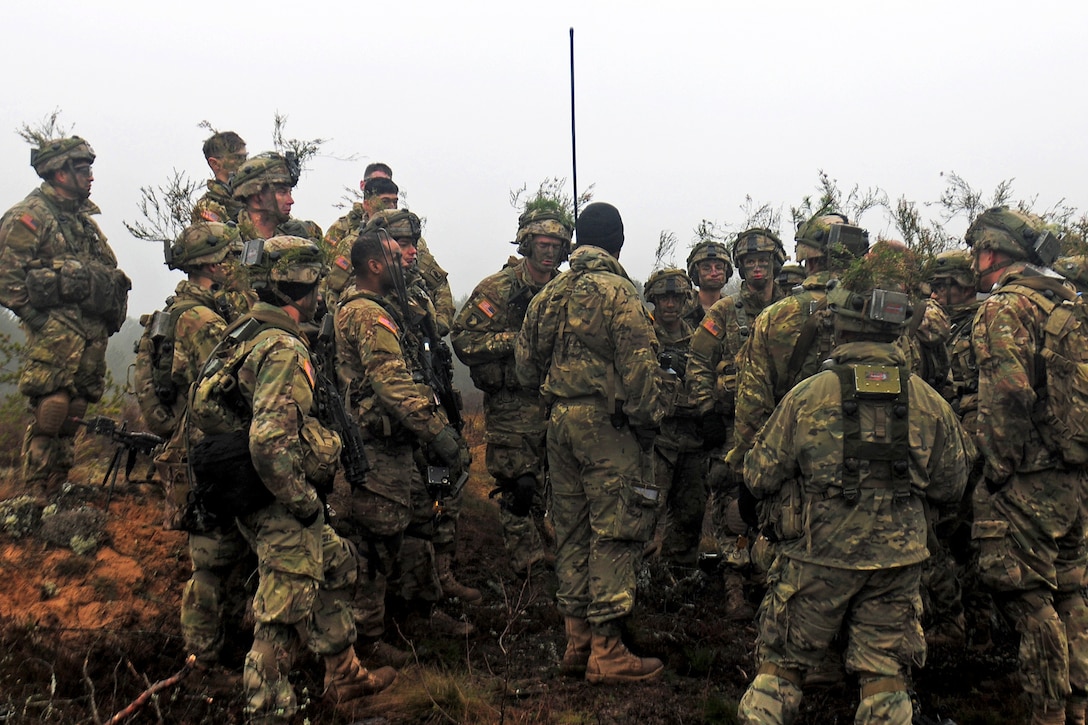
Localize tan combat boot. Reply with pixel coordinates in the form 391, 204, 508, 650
323, 646, 397, 704
1068, 696, 1087, 725
723, 570, 755, 621
436, 551, 483, 604
559, 616, 592, 676
357, 637, 412, 668
585, 632, 664, 684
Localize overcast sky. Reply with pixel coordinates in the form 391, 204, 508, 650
2, 0, 1086, 320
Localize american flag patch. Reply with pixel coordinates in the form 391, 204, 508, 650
200, 209, 221, 222
701, 317, 722, 337
334, 255, 351, 270
477, 298, 497, 318
302, 358, 316, 388
18, 214, 37, 232
377, 315, 398, 334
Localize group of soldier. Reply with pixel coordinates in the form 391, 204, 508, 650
0, 129, 1086, 725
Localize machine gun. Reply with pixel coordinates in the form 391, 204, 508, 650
311, 314, 371, 494
71, 416, 164, 509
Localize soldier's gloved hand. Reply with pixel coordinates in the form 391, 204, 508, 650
18, 306, 49, 332
292, 498, 323, 528
701, 412, 728, 450
506, 474, 536, 517
631, 426, 658, 453
430, 425, 463, 468
737, 483, 761, 531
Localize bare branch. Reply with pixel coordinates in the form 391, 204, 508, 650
653, 230, 679, 271
271, 112, 327, 172
123, 170, 201, 244
15, 108, 73, 146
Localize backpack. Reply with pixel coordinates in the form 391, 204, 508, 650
132, 298, 201, 438
1003, 278, 1088, 465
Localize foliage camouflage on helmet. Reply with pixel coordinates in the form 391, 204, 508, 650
168, 222, 239, 270
644, 267, 693, 300
732, 227, 787, 277
1054, 255, 1088, 293
230, 151, 300, 200
926, 249, 974, 288
829, 241, 915, 337
514, 198, 574, 259
964, 206, 1057, 265
685, 241, 733, 285
793, 212, 870, 268
243, 235, 325, 291
363, 209, 423, 242
30, 136, 95, 178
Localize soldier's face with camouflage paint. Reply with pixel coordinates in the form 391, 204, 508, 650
653, 292, 685, 330
53, 162, 94, 201
972, 248, 1002, 291
698, 260, 727, 291
363, 193, 399, 217
395, 236, 418, 268
527, 235, 564, 277
256, 184, 294, 223
742, 252, 773, 290
930, 278, 975, 308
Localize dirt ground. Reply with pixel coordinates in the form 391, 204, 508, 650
0, 432, 1025, 724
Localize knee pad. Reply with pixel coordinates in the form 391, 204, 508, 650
35, 391, 70, 437
60, 398, 87, 436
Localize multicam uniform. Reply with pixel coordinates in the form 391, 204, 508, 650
0, 180, 130, 491
970, 264, 1088, 719
237, 209, 323, 244
516, 244, 665, 629
335, 286, 448, 636
738, 341, 970, 724
191, 179, 243, 224
452, 256, 552, 574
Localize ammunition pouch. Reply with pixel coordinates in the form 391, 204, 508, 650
25, 259, 130, 332
469, 360, 505, 395
299, 416, 342, 492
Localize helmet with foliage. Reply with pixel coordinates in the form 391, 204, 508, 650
828, 241, 916, 339
514, 203, 574, 259
794, 212, 870, 268
31, 136, 95, 178
686, 241, 733, 285
926, 249, 974, 289
965, 206, 1059, 266
168, 222, 239, 270
644, 267, 693, 301
1054, 255, 1088, 293
230, 151, 300, 200
242, 235, 325, 293
776, 263, 806, 288
732, 227, 787, 278
363, 209, 423, 242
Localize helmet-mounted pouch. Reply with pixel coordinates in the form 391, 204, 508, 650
868, 289, 911, 324
284, 152, 301, 186
241, 238, 266, 267
1033, 230, 1061, 266
163, 239, 174, 267
826, 224, 870, 258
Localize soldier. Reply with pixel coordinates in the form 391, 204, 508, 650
1055, 255, 1088, 296
336, 229, 473, 658
966, 207, 1088, 725
191, 130, 247, 224
0, 136, 131, 498
231, 151, 323, 243
451, 205, 572, 577
642, 268, 706, 569
686, 227, 787, 617
189, 236, 395, 722
775, 263, 806, 293
736, 264, 971, 725
516, 202, 667, 684
684, 240, 732, 324
324, 176, 400, 257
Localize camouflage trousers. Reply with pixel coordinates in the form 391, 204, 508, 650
341, 443, 441, 639
180, 525, 254, 665
548, 399, 658, 626
738, 556, 924, 724
236, 502, 358, 722
652, 443, 709, 567
972, 468, 1088, 711
486, 424, 550, 575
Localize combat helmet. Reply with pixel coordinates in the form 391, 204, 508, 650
242, 235, 325, 297
364, 209, 423, 242
926, 249, 974, 289
686, 241, 733, 285
1054, 255, 1088, 294
514, 206, 573, 260
732, 227, 787, 279
827, 243, 914, 340
794, 212, 870, 268
644, 267, 693, 301
230, 151, 300, 200
964, 206, 1059, 266
31, 136, 95, 178
776, 263, 806, 289
167, 222, 239, 270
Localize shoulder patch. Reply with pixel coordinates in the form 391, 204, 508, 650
701, 316, 723, 338
199, 209, 221, 223
476, 298, 497, 318
302, 358, 316, 389
334, 255, 351, 271
18, 213, 38, 232
377, 315, 399, 334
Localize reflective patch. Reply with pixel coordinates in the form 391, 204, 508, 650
701, 316, 723, 338
334, 255, 351, 271
377, 315, 398, 334
302, 358, 316, 389
477, 298, 497, 318
18, 213, 38, 232
199, 209, 221, 223
853, 365, 902, 395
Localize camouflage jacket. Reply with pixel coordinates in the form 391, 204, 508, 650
945, 299, 982, 432
745, 341, 970, 570
233, 302, 327, 518
415, 239, 454, 336
166, 280, 230, 417
515, 245, 665, 429
323, 202, 366, 251
972, 264, 1070, 482
0, 182, 126, 335
907, 299, 952, 389
236, 209, 323, 244
191, 179, 243, 224
452, 256, 552, 394
654, 319, 700, 451
688, 283, 784, 417
335, 286, 446, 450
727, 272, 836, 469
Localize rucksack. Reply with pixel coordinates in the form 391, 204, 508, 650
1003, 277, 1088, 465
132, 298, 201, 438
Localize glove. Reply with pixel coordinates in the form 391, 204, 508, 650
737, 483, 761, 531
504, 474, 537, 517
631, 426, 658, 453
430, 425, 462, 468
292, 497, 323, 527
701, 412, 728, 450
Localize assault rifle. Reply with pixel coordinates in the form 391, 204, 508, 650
71, 416, 164, 509
311, 314, 371, 493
